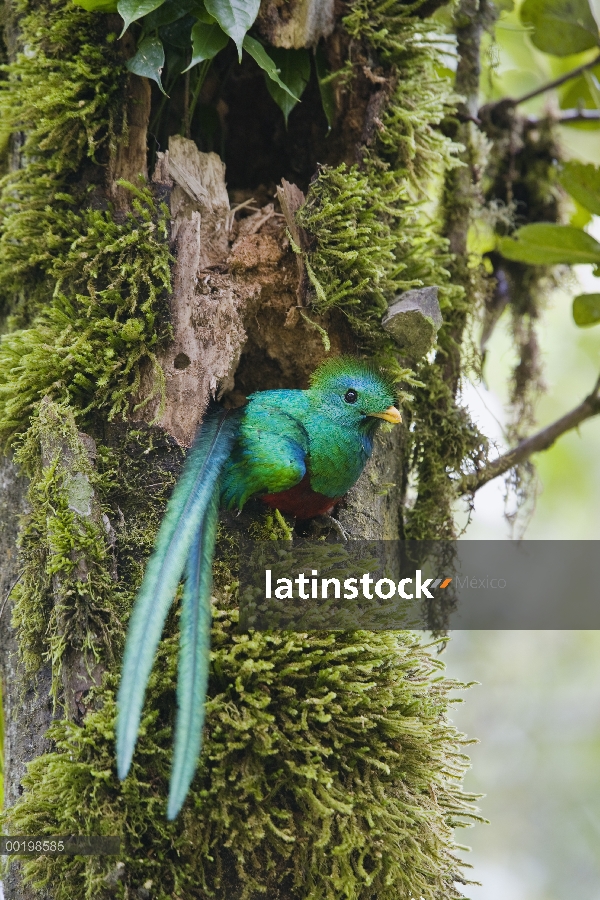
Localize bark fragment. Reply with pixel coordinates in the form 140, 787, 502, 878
276, 179, 310, 304
108, 66, 151, 209
144, 138, 355, 446
147, 136, 246, 446
257, 0, 335, 48
382, 287, 443, 360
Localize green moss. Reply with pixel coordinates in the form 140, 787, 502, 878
4, 618, 478, 900
0, 0, 125, 320
298, 0, 463, 336
296, 165, 408, 326
484, 119, 562, 440
10, 401, 124, 693
0, 181, 171, 445
294, 0, 482, 543
404, 360, 487, 543
0, 677, 3, 809
7, 426, 480, 898
344, 1, 460, 183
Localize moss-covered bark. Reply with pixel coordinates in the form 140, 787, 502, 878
0, 1, 489, 897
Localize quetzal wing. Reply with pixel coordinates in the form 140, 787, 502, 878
220, 404, 309, 511
116, 407, 241, 783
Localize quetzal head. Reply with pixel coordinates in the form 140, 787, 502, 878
309, 357, 402, 431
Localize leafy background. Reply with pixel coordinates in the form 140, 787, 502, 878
72, 0, 332, 127
447, 2, 600, 898
457, 0, 600, 538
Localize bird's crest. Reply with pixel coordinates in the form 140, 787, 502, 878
309, 355, 398, 400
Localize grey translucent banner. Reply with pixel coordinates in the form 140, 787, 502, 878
238, 540, 600, 630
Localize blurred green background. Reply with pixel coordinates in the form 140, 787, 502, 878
445, 632, 600, 900
446, 2, 600, 898
455, 0, 600, 540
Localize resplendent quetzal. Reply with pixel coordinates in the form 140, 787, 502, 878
116, 356, 402, 819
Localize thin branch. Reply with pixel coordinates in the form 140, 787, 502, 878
459, 375, 600, 495
485, 52, 600, 113
541, 108, 600, 124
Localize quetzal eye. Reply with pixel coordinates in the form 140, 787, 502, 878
344, 389, 358, 403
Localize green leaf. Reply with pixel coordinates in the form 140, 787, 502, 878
204, 0, 260, 60
142, 0, 197, 30
264, 48, 310, 125
73, 0, 118, 12
573, 292, 600, 325
559, 161, 600, 215
184, 20, 229, 71
520, 0, 599, 56
126, 35, 167, 95
315, 45, 336, 132
191, 0, 217, 23
559, 66, 600, 128
584, 68, 600, 106
570, 197, 593, 228
497, 224, 600, 265
242, 36, 300, 101
118, 0, 165, 34
160, 14, 195, 50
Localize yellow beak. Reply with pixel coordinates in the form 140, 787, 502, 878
369, 406, 402, 424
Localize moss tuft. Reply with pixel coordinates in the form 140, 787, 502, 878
4, 620, 478, 900
296, 164, 408, 328
0, 182, 171, 445
344, 1, 460, 183
404, 360, 487, 543
0, 0, 125, 320
11, 401, 124, 691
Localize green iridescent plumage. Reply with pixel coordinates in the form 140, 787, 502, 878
116, 357, 400, 819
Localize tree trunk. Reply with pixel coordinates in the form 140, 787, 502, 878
0, 1, 482, 898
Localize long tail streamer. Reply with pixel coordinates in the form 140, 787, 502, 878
167, 485, 219, 819
116, 408, 240, 786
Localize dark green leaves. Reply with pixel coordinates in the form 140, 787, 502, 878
498, 224, 600, 265
205, 0, 260, 60
243, 36, 300, 101
79, 0, 324, 126
185, 20, 229, 71
573, 293, 600, 325
142, 0, 197, 29
498, 163, 600, 329
559, 161, 600, 215
118, 0, 165, 34
126, 35, 167, 94
160, 14, 195, 49
520, 0, 599, 56
264, 48, 310, 125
